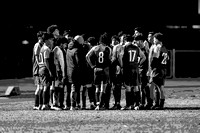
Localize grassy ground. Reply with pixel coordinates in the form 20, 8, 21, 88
0, 78, 200, 132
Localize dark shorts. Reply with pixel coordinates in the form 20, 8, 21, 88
124, 67, 140, 86
39, 67, 51, 86
94, 67, 110, 85
140, 70, 149, 86
152, 68, 167, 86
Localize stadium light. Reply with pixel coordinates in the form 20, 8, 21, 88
22, 40, 29, 45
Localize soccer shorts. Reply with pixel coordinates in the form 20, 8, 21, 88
152, 68, 167, 86
39, 67, 51, 86
123, 67, 140, 87
94, 67, 110, 85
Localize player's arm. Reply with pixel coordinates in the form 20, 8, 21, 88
86, 46, 96, 69
148, 45, 154, 70
139, 48, 146, 65
111, 45, 117, 63
44, 50, 52, 76
33, 43, 40, 64
57, 47, 66, 78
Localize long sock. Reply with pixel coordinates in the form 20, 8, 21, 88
135, 91, 140, 106
35, 94, 39, 107
99, 92, 105, 107
59, 87, 64, 107
105, 85, 111, 108
46, 88, 50, 105
113, 86, 117, 104
125, 91, 131, 107
43, 90, 47, 105
82, 86, 87, 107
141, 84, 146, 105
116, 85, 121, 104
39, 89, 43, 105
50, 90, 54, 105
87, 87, 93, 103
130, 91, 135, 106
95, 92, 100, 105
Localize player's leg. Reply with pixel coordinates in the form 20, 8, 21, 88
81, 85, 87, 109
94, 85, 101, 110
38, 85, 44, 110
76, 84, 81, 110
33, 76, 40, 110
121, 84, 132, 110
70, 83, 77, 110
64, 82, 71, 110
87, 84, 96, 109
102, 67, 111, 110
121, 69, 132, 110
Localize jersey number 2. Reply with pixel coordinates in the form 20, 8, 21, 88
161, 53, 168, 64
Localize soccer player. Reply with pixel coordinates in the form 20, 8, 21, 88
51, 37, 67, 110
120, 34, 146, 110
110, 34, 123, 110
86, 32, 112, 110
32, 31, 45, 110
149, 33, 169, 109
38, 32, 54, 110
66, 37, 82, 110
136, 33, 150, 109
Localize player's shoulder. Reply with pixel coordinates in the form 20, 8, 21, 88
91, 45, 99, 51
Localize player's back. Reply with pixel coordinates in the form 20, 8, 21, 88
151, 45, 168, 69
38, 44, 51, 68
32, 42, 42, 76
94, 44, 111, 69
123, 43, 140, 69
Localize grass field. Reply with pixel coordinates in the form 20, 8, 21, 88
0, 78, 200, 132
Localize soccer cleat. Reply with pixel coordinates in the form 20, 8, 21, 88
76, 105, 81, 110
121, 105, 131, 110
89, 104, 96, 110
33, 106, 39, 110
111, 104, 122, 110
95, 105, 100, 110
70, 106, 76, 111
51, 105, 62, 111
41, 105, 50, 110
81, 106, 87, 110
63, 106, 70, 110
134, 106, 140, 110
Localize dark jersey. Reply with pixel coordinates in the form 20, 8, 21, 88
123, 43, 141, 69
86, 44, 112, 69
140, 47, 149, 71
151, 45, 168, 69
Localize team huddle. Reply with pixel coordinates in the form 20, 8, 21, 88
32, 25, 169, 111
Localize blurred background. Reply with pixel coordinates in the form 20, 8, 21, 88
1, 0, 200, 79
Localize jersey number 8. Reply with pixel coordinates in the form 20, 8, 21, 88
98, 52, 104, 63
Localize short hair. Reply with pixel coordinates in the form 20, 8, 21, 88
134, 27, 143, 33
99, 32, 108, 44
57, 37, 68, 44
47, 25, 58, 34
154, 32, 164, 42
124, 34, 133, 42
42, 32, 54, 41
134, 34, 144, 41
111, 35, 120, 42
37, 31, 45, 38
